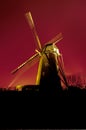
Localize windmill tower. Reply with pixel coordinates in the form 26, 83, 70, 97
11, 12, 68, 92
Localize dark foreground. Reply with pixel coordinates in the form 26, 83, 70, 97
0, 85, 86, 128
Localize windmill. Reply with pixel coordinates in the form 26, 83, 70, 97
11, 12, 68, 92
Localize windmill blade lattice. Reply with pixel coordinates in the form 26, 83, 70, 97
45, 33, 63, 46
25, 12, 42, 50
11, 53, 39, 74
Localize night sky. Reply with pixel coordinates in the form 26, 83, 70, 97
0, 0, 86, 88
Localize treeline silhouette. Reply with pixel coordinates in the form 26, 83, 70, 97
0, 85, 86, 96
67, 74, 86, 89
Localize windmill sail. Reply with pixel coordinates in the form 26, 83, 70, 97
45, 33, 63, 46
11, 53, 39, 74
25, 12, 42, 50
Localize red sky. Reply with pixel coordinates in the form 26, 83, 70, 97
0, 0, 86, 88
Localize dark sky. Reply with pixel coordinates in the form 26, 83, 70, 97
0, 0, 86, 87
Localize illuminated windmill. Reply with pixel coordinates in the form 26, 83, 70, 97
11, 12, 68, 91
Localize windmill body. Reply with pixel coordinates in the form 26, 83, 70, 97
35, 43, 62, 94
11, 12, 68, 91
